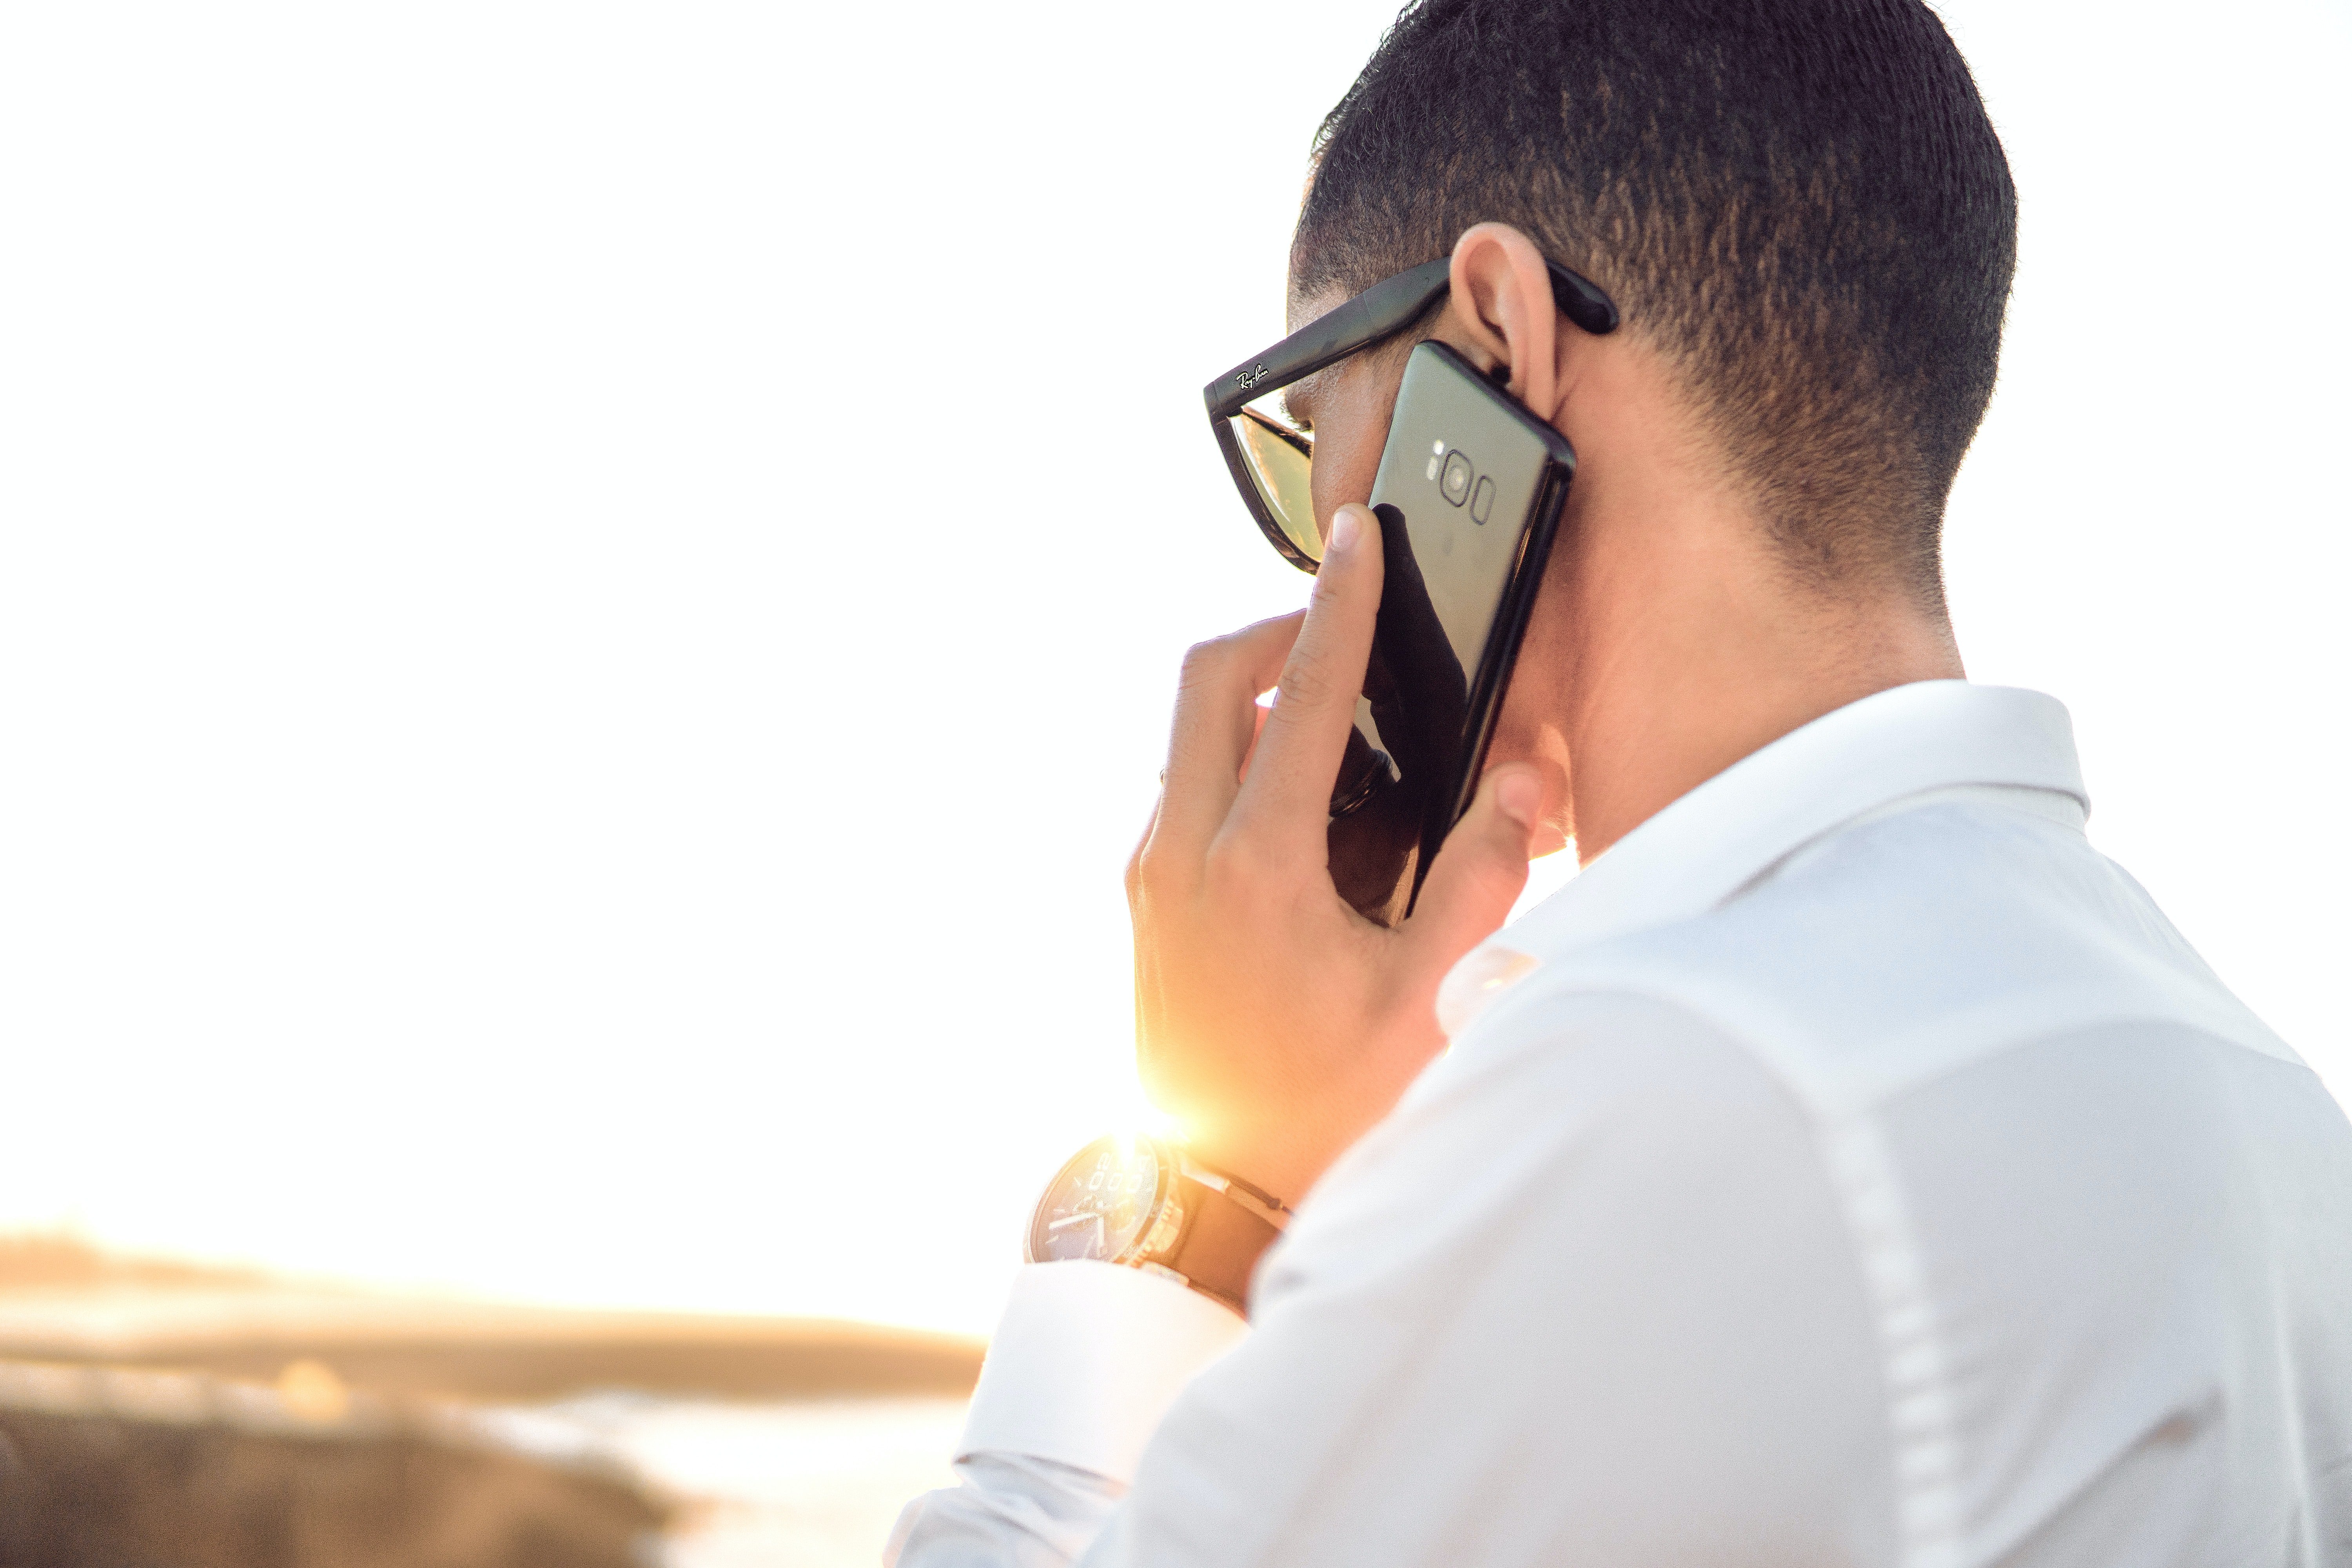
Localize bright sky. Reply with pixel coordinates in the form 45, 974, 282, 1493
1, 2, 2345, 1337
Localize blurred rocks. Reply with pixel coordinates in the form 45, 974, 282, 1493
0, 1359, 664, 1568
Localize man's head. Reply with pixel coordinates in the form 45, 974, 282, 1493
1292, 0, 2015, 609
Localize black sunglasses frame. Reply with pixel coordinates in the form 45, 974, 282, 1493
1203, 256, 1619, 572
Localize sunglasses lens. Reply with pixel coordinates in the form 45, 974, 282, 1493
1231, 407, 1320, 566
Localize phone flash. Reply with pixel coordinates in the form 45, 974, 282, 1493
1431, 440, 1446, 454
1426, 457, 1442, 481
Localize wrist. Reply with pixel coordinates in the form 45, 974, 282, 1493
1026, 1134, 1290, 1317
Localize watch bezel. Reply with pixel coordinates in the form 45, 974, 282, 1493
1025, 1133, 1191, 1268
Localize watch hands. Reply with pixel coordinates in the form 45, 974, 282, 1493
1048, 1212, 1107, 1233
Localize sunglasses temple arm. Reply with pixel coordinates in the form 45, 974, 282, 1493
1203, 259, 1454, 417
1545, 261, 1620, 336
1202, 257, 1617, 417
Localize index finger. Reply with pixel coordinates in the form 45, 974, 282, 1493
1229, 503, 1384, 853
1150, 611, 1305, 866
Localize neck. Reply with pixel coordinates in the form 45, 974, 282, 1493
1511, 447, 1964, 866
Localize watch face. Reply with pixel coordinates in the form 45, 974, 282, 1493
1029, 1136, 1163, 1263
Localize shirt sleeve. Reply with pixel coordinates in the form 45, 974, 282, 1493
889, 1259, 1249, 1568
898, 990, 1894, 1567
1088, 990, 1894, 1566
885, 1454, 1123, 1568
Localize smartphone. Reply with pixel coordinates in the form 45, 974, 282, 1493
1330, 340, 1575, 919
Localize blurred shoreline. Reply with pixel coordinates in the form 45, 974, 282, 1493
0, 1235, 970, 1564
0, 1232, 983, 1401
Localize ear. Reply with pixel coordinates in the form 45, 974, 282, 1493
1446, 223, 1574, 426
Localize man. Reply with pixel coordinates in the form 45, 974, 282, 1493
893, 1, 2352, 1562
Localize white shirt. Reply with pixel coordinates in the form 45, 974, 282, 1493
891, 682, 2352, 1567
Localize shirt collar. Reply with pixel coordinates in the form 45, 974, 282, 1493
1436, 681, 2089, 1038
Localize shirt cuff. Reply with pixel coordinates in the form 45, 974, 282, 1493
956, 1259, 1249, 1485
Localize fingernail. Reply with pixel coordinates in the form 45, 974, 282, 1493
1495, 770, 1540, 830
1328, 507, 1361, 554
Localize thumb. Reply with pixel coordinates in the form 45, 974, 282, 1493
1400, 762, 1540, 973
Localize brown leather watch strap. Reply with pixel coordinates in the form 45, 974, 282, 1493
1167, 1171, 1285, 1316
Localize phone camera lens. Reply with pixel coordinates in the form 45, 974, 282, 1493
1440, 450, 1474, 506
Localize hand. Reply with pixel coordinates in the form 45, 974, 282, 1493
1126, 503, 1543, 1206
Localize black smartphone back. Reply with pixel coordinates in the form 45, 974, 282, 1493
1348, 340, 1574, 914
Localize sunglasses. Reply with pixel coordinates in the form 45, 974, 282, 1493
1203, 255, 1619, 573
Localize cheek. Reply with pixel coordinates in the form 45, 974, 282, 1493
1307, 360, 1406, 534
1309, 421, 1386, 532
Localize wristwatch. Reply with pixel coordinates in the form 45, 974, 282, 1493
1025, 1134, 1290, 1316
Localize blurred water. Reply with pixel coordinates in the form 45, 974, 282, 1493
479, 1393, 965, 1566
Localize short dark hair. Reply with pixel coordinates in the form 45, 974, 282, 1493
1295, 0, 2016, 604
